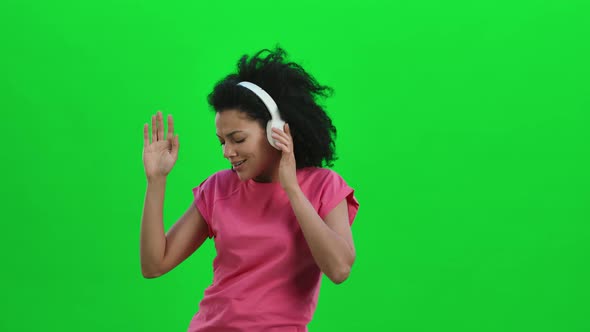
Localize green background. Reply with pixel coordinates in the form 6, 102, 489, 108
1, 0, 588, 331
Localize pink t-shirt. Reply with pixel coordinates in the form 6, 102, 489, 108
188, 166, 359, 332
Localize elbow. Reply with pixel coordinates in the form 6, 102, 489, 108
141, 264, 162, 279
328, 265, 352, 285
329, 250, 355, 284
142, 271, 161, 279
329, 252, 355, 284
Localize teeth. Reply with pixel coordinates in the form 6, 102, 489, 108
234, 160, 245, 166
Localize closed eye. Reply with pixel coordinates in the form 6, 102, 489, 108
219, 139, 245, 146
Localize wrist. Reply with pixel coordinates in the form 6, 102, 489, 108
283, 184, 302, 197
147, 175, 167, 185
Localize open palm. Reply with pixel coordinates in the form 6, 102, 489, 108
142, 111, 179, 179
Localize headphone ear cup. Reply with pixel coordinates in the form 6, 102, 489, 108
266, 119, 286, 150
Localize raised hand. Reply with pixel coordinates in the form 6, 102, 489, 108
271, 123, 298, 192
142, 111, 179, 180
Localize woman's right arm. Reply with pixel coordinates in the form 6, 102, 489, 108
140, 111, 209, 278
140, 176, 210, 278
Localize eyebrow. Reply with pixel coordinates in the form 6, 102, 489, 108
215, 130, 244, 139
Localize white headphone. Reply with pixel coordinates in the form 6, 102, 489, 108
237, 81, 286, 150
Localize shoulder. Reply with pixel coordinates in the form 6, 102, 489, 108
303, 166, 344, 180
192, 169, 241, 199
299, 167, 348, 189
300, 167, 359, 222
208, 169, 240, 185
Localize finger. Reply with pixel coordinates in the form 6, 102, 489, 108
143, 123, 149, 147
273, 127, 289, 139
284, 123, 290, 135
167, 114, 174, 141
158, 111, 164, 141
275, 141, 284, 152
171, 134, 179, 159
152, 114, 157, 142
273, 134, 291, 151
276, 141, 290, 154
272, 133, 289, 146
273, 129, 292, 146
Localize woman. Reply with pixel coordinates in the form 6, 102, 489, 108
140, 47, 360, 332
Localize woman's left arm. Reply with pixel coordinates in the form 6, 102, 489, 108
271, 124, 355, 284
285, 186, 356, 284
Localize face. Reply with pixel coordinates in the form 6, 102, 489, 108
215, 109, 281, 182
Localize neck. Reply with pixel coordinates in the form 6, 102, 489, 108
253, 161, 281, 183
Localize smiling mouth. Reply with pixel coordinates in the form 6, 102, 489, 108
232, 160, 246, 167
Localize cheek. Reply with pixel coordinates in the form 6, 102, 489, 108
248, 141, 274, 164
251, 136, 270, 154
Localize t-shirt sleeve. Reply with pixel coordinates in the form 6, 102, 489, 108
192, 176, 215, 239
317, 170, 360, 226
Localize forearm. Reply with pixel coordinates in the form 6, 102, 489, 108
140, 176, 167, 277
285, 186, 354, 284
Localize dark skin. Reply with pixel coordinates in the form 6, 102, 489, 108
142, 110, 356, 284
216, 109, 356, 284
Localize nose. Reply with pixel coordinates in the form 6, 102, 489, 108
222, 143, 237, 159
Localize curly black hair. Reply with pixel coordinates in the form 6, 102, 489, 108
207, 46, 338, 168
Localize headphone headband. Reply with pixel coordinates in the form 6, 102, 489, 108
237, 81, 281, 121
